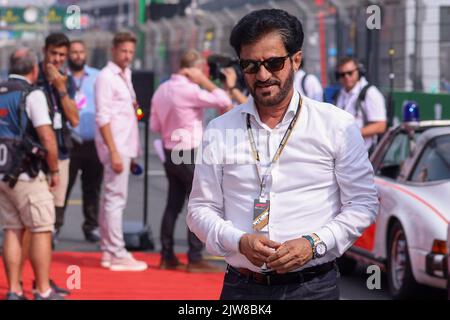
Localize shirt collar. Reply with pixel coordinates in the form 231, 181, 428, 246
8, 74, 32, 84
241, 89, 300, 126
107, 61, 130, 77
171, 74, 190, 82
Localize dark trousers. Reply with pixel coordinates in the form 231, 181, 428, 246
61, 140, 103, 234
220, 263, 340, 300
160, 148, 203, 263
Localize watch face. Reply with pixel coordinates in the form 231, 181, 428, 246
315, 242, 327, 257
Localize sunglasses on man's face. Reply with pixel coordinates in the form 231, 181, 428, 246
336, 68, 358, 79
239, 54, 291, 74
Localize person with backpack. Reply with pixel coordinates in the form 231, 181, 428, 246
0, 48, 63, 300
334, 57, 387, 152
293, 60, 323, 101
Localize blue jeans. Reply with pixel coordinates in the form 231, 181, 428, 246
220, 263, 340, 300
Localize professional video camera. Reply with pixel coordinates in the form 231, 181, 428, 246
2, 136, 47, 188
207, 54, 247, 91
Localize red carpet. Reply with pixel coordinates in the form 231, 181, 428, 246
0, 252, 225, 300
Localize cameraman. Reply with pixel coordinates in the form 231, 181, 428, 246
0, 49, 61, 300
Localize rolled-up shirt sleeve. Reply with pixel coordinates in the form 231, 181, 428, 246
364, 87, 387, 122
187, 122, 245, 257
315, 120, 379, 257
193, 87, 232, 110
26, 90, 52, 128
95, 73, 113, 128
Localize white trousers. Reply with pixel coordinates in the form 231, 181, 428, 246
99, 156, 131, 258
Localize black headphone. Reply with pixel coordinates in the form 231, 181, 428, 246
357, 62, 366, 79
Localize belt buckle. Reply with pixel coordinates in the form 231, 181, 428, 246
260, 272, 272, 286
260, 271, 272, 286
251, 271, 269, 285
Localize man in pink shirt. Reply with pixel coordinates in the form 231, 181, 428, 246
151, 50, 232, 272
95, 32, 147, 271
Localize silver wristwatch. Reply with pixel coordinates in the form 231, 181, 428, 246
303, 233, 328, 259
310, 233, 327, 259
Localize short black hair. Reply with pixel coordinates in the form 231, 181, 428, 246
45, 33, 70, 49
230, 9, 304, 57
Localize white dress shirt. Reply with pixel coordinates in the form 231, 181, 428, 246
95, 61, 140, 164
336, 77, 386, 150
187, 89, 379, 273
293, 69, 323, 102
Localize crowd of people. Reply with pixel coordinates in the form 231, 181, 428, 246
0, 7, 387, 300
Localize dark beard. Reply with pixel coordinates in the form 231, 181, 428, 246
250, 68, 295, 108
68, 59, 85, 72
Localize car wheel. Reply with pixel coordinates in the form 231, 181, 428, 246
337, 256, 357, 275
387, 221, 420, 299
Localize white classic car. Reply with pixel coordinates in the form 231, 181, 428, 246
447, 222, 450, 299
339, 120, 450, 299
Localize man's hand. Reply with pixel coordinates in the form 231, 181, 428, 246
221, 67, 237, 89
266, 237, 313, 274
180, 68, 208, 85
46, 63, 67, 92
49, 174, 60, 191
110, 151, 124, 174
239, 233, 281, 268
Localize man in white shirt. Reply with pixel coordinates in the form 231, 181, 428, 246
95, 32, 147, 272
187, 9, 379, 300
293, 60, 323, 102
335, 57, 387, 151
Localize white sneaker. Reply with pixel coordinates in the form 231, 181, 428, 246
109, 253, 148, 272
101, 251, 112, 268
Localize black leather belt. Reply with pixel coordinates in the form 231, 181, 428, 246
227, 261, 335, 286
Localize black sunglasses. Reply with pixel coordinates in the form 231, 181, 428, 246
239, 54, 291, 74
336, 68, 358, 79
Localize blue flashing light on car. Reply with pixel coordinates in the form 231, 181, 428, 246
403, 101, 420, 122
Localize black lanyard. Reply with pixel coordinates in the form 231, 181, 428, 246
246, 96, 302, 199
43, 80, 59, 113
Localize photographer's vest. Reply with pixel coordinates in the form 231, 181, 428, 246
37, 62, 73, 159
0, 78, 42, 176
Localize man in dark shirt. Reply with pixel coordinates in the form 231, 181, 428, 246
37, 33, 79, 242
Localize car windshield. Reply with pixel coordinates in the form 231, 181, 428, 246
410, 134, 450, 182
377, 131, 422, 180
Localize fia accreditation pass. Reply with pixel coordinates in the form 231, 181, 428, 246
177, 304, 272, 318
